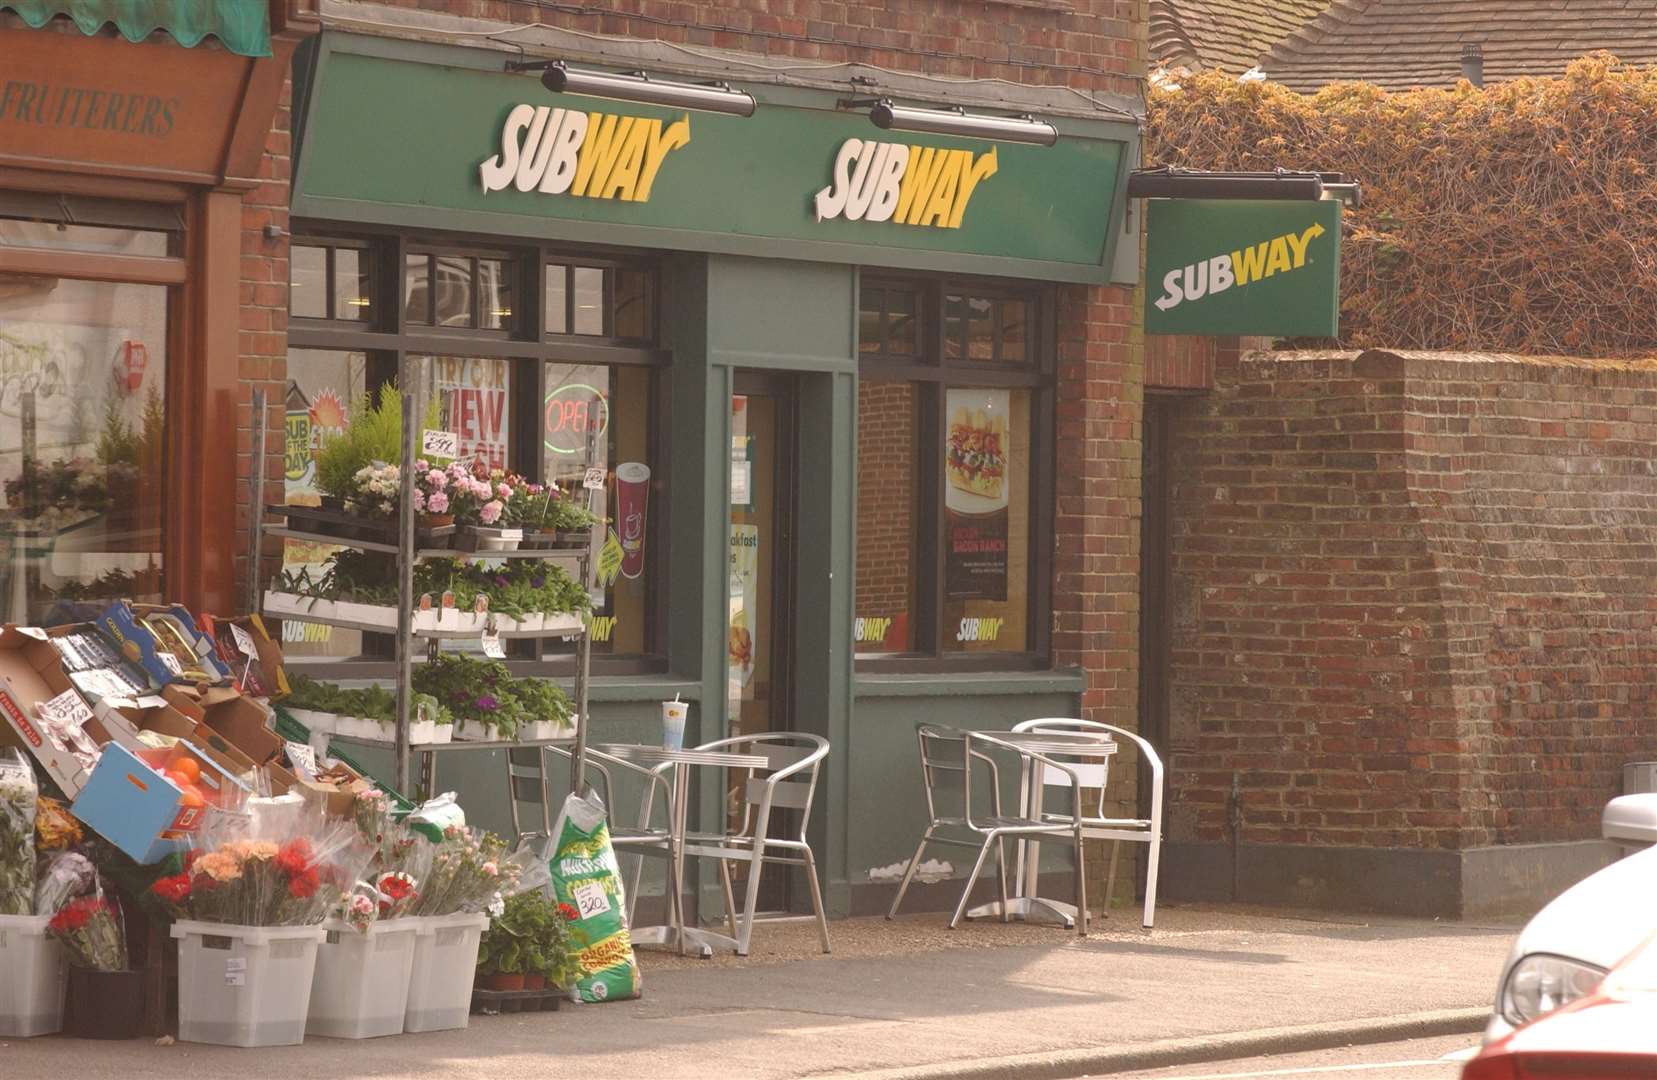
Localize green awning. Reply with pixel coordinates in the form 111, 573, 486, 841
0, 0, 271, 57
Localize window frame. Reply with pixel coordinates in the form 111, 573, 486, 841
855, 274, 1056, 673
286, 223, 670, 676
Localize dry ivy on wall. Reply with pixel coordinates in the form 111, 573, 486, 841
1148, 54, 1657, 356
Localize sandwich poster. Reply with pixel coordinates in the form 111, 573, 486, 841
944, 389, 1010, 601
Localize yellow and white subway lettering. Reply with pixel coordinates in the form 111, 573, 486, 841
1153, 221, 1326, 312
479, 104, 691, 202
815, 139, 998, 229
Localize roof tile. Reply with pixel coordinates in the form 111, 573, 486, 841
1151, 0, 1330, 74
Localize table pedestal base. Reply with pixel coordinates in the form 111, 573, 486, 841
964, 896, 1077, 929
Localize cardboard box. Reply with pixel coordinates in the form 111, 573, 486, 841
161, 684, 283, 769
95, 602, 231, 687
97, 697, 263, 788
197, 613, 291, 702
291, 761, 372, 819
41, 623, 155, 703
0, 626, 132, 797
71, 742, 246, 864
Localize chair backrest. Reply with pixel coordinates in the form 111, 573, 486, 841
697, 732, 829, 837
914, 723, 969, 823
1013, 718, 1113, 793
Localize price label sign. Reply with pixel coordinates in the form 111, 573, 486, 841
480, 630, 506, 659
38, 688, 94, 730
230, 623, 259, 658
421, 429, 459, 460
571, 880, 611, 919
158, 652, 183, 676
582, 466, 606, 491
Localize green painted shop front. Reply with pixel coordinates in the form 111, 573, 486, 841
286, 31, 1137, 916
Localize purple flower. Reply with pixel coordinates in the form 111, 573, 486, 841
531, 575, 546, 589
494, 575, 509, 588
476, 695, 499, 711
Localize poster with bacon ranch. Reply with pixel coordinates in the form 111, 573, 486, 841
943, 389, 1010, 601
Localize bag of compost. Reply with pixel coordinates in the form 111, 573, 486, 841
548, 789, 641, 1003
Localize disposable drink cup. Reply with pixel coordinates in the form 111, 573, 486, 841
662, 700, 688, 750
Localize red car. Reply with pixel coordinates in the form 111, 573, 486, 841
1464, 931, 1657, 1080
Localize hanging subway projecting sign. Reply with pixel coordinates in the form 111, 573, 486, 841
1144, 199, 1342, 336
291, 43, 1135, 283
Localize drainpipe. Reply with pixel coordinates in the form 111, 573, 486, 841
1228, 772, 1243, 901
1461, 44, 1485, 88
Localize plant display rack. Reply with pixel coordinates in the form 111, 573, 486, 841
251, 387, 595, 839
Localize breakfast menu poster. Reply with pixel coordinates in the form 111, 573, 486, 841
943, 389, 1010, 601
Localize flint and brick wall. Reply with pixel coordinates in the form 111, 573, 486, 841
1166, 349, 1657, 862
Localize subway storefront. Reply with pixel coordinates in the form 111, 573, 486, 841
285, 31, 1140, 915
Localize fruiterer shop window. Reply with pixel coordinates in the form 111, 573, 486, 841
0, 199, 180, 623
855, 278, 1054, 668
286, 235, 666, 673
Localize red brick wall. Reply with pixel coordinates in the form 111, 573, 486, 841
235, 73, 293, 601
1167, 348, 1657, 853
355, 0, 1143, 96
855, 379, 918, 649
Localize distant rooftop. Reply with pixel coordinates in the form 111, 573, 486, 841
1150, 0, 1329, 74
1263, 0, 1657, 92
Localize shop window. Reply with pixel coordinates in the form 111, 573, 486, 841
0, 275, 169, 621
546, 263, 655, 341
278, 349, 370, 659
419, 355, 511, 473
402, 250, 509, 329
290, 241, 373, 321
542, 362, 655, 658
855, 279, 1050, 665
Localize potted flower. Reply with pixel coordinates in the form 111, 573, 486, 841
476, 889, 578, 993
46, 885, 144, 1040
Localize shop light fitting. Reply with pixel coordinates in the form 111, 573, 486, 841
865, 99, 1057, 147
506, 59, 756, 117
1126, 167, 1361, 208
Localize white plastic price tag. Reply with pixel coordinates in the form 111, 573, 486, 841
230, 623, 259, 658
421, 429, 459, 460
481, 630, 506, 659
582, 466, 606, 490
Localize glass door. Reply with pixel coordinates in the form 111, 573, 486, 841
727, 373, 797, 911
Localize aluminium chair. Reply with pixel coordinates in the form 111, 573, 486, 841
887, 724, 1092, 935
678, 732, 832, 956
1011, 717, 1164, 928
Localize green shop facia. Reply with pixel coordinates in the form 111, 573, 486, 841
282, 30, 1140, 916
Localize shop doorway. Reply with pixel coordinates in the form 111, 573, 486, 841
727, 371, 799, 911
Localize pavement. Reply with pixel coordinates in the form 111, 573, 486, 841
0, 904, 1517, 1079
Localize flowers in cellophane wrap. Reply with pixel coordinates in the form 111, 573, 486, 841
406, 827, 548, 917
47, 882, 129, 971
149, 802, 373, 927
337, 789, 431, 932
0, 749, 36, 915
35, 850, 96, 917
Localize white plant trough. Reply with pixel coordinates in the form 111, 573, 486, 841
307, 917, 419, 1040
173, 920, 326, 1047
0, 914, 66, 1037
404, 912, 489, 1033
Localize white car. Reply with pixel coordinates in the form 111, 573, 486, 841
1484, 793, 1657, 1042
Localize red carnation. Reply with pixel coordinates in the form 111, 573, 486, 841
48, 896, 104, 933
273, 838, 314, 877
287, 868, 320, 899
151, 874, 192, 905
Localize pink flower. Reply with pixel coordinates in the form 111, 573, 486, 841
412, 489, 426, 511
496, 483, 513, 500
481, 861, 499, 877
415, 459, 429, 471
480, 500, 503, 525
427, 491, 449, 513
426, 470, 448, 489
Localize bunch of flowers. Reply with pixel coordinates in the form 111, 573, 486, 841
0, 750, 35, 916
406, 826, 519, 917
150, 810, 373, 927
47, 890, 129, 971
351, 462, 401, 518
338, 789, 432, 932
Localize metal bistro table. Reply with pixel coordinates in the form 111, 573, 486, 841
595, 742, 770, 958
966, 729, 1118, 929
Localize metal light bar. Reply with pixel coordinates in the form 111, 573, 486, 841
515, 60, 756, 117
1126, 167, 1338, 202
868, 99, 1058, 146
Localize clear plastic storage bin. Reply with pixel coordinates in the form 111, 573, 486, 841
307, 917, 419, 1039
172, 919, 326, 1047
0, 914, 67, 1037
404, 912, 489, 1033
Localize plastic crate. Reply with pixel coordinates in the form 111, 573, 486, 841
307, 917, 419, 1040
0, 913, 66, 1037
172, 920, 325, 1047
404, 912, 489, 1033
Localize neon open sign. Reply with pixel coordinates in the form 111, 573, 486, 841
544, 382, 610, 455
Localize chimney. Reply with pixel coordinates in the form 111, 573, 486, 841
1461, 43, 1485, 87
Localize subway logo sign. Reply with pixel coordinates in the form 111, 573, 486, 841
1144, 199, 1341, 337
